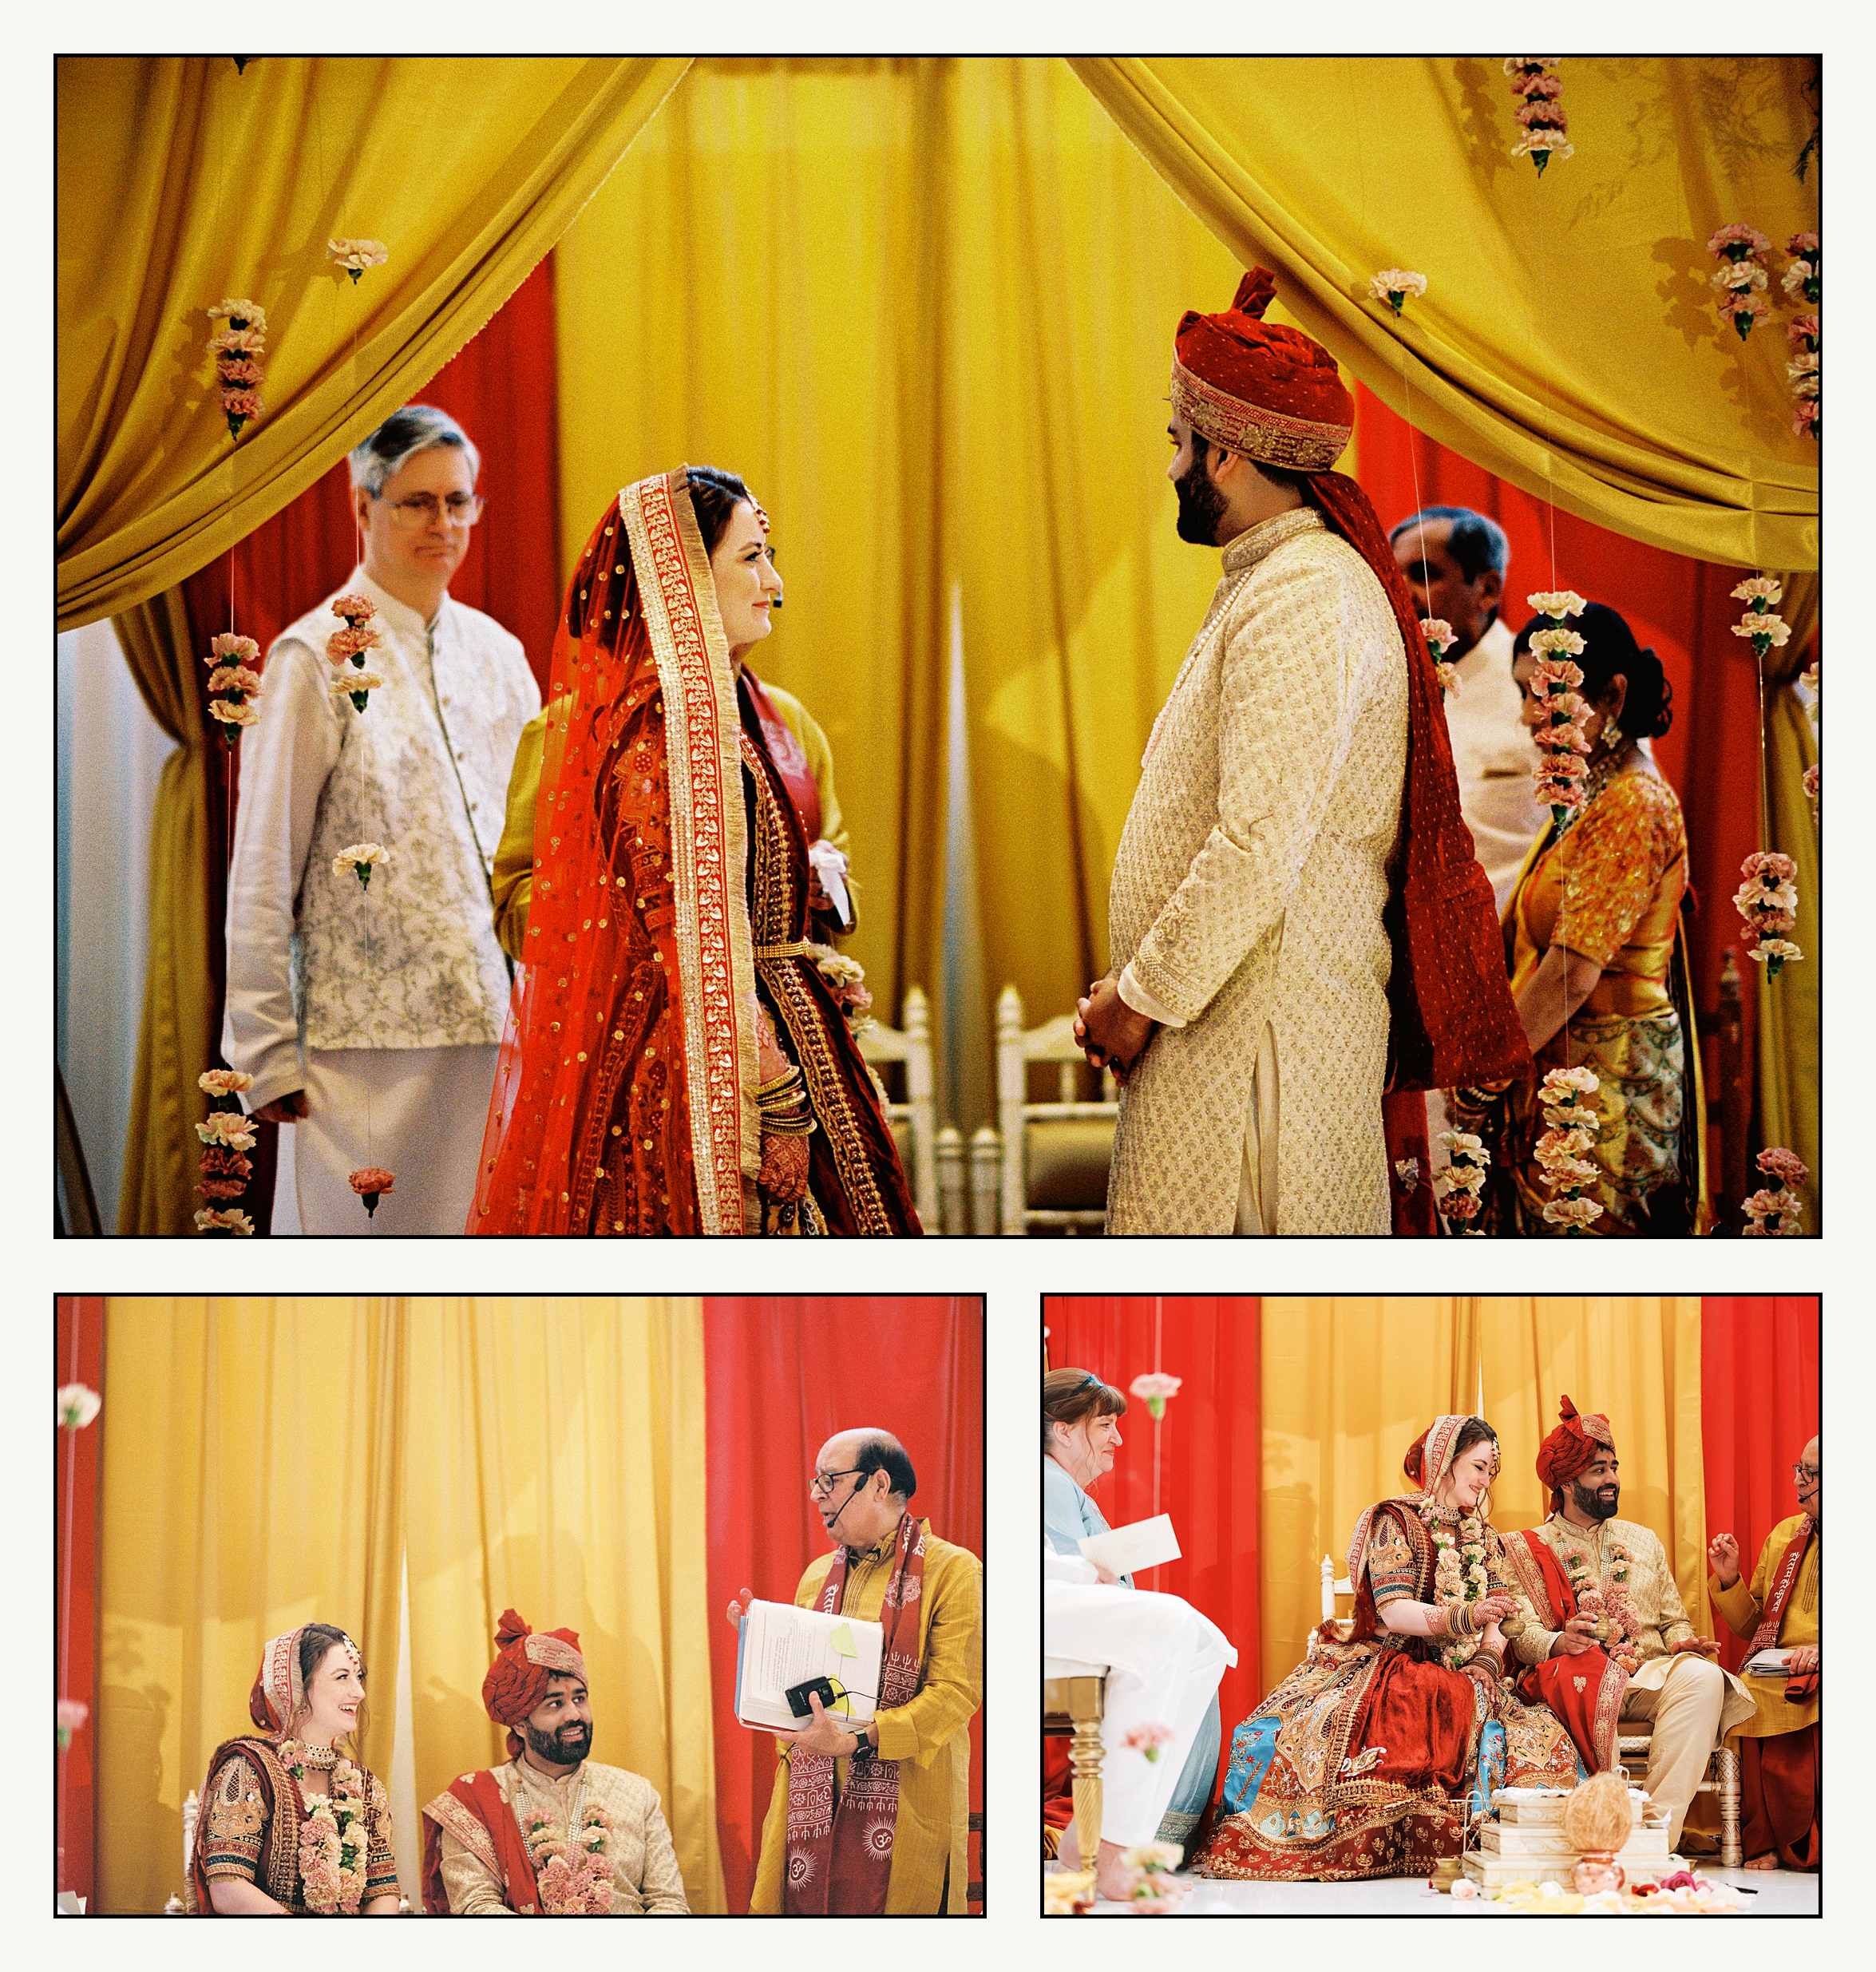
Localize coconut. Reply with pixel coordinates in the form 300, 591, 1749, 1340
1561, 1770, 1634, 1854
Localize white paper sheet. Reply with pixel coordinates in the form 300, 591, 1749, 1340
1079, 1513, 1180, 1576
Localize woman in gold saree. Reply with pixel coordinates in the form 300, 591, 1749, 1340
470, 465, 918, 1234
1457, 601, 1708, 1234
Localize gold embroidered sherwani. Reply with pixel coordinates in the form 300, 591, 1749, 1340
750, 1523, 982, 1914
433, 1757, 688, 1914
1510, 1514, 1752, 1844
1710, 1513, 1821, 1740
1106, 507, 1407, 1233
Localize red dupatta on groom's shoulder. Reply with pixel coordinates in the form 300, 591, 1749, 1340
1502, 1530, 1626, 1773
470, 469, 759, 1233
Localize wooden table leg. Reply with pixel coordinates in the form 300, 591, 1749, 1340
1716, 1744, 1742, 1870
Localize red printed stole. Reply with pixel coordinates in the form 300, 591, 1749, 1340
1751, 1516, 1817, 1701
784, 1513, 928, 1915
419, 1770, 543, 1914
1504, 1529, 1627, 1772
742, 668, 822, 844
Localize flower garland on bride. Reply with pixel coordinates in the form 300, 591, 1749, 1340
280, 1741, 368, 1913
1422, 1503, 1491, 1669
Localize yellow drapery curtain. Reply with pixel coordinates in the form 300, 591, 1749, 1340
93, 1296, 720, 1915
57, 55, 689, 628
1071, 57, 1819, 569
1478, 1297, 1709, 1628
554, 58, 1246, 1085
397, 1297, 725, 1913
109, 590, 212, 1233
96, 1297, 407, 1915
1758, 572, 1819, 1226
1257, 1298, 1482, 1694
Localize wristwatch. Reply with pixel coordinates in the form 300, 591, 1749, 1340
847, 1726, 871, 1760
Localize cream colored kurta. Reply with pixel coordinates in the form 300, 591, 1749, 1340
433, 1757, 688, 1914
750, 1523, 982, 1915
1709, 1513, 1821, 1740
1106, 507, 1408, 1234
1443, 616, 1549, 909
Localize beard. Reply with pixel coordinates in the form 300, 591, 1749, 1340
1569, 1475, 1621, 1523
524, 1717, 592, 1767
1173, 454, 1229, 544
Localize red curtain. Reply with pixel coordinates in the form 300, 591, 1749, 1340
1042, 1297, 1263, 1743
1699, 1296, 1820, 1673
702, 1297, 984, 1915
1355, 384, 1779, 1107
56, 1295, 105, 1910
184, 255, 564, 1224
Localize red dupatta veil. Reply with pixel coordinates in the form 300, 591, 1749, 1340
470, 469, 759, 1233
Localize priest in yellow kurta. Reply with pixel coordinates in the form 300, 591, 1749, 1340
1708, 1435, 1821, 1869
741, 1430, 981, 1914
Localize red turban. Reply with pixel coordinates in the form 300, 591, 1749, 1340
1535, 1395, 1617, 1510
1170, 267, 1354, 471
481, 1609, 586, 1756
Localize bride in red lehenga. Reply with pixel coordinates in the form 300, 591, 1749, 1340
470, 465, 919, 1235
1193, 1414, 1581, 1881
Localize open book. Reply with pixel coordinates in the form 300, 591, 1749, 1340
734, 1598, 885, 1731
1079, 1513, 1181, 1578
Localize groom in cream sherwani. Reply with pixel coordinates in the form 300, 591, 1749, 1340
1077, 270, 1529, 1234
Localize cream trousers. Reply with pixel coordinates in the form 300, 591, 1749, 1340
1620, 1653, 1728, 1848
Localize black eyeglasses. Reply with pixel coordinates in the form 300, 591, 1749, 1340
809, 1465, 868, 1498
1793, 1463, 1820, 1483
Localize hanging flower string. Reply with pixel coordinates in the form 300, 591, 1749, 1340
1782, 232, 1820, 307
1534, 1065, 1603, 1232
327, 592, 386, 715
1801, 650, 1819, 814
1707, 225, 1771, 341
1506, 60, 1572, 173
1524, 592, 1590, 822
205, 631, 263, 743
1787, 314, 1819, 441
336, 834, 396, 1218
327, 237, 390, 285
1422, 617, 1461, 696
205, 298, 267, 438
1734, 852, 1800, 977
1433, 1129, 1490, 1233
194, 1068, 258, 1232
1368, 267, 1427, 318
1742, 1147, 1807, 1236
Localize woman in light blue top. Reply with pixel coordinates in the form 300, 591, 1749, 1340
1043, 1366, 1221, 1856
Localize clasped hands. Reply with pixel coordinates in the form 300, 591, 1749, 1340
723, 1585, 864, 1756
1073, 969, 1154, 1082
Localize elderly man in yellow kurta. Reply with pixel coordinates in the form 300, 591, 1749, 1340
734, 1428, 982, 1914
1504, 1398, 1752, 1851
1708, 1435, 1821, 1870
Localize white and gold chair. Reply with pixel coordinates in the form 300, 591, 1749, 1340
995, 985, 1118, 1234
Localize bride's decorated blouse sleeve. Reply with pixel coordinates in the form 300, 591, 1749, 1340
365, 1771, 400, 1902
1364, 1507, 1419, 1607
200, 1749, 269, 1881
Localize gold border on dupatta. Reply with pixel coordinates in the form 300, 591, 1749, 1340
422, 1785, 505, 1882
619, 469, 759, 1233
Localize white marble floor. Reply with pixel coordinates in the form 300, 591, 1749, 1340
1050, 1861, 1820, 1917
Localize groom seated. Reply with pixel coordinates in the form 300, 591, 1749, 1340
420, 1610, 689, 1914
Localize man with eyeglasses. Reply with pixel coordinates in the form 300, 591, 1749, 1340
726, 1430, 981, 1913
223, 403, 540, 1231
1504, 1396, 1751, 1852
1707, 1437, 1821, 1869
